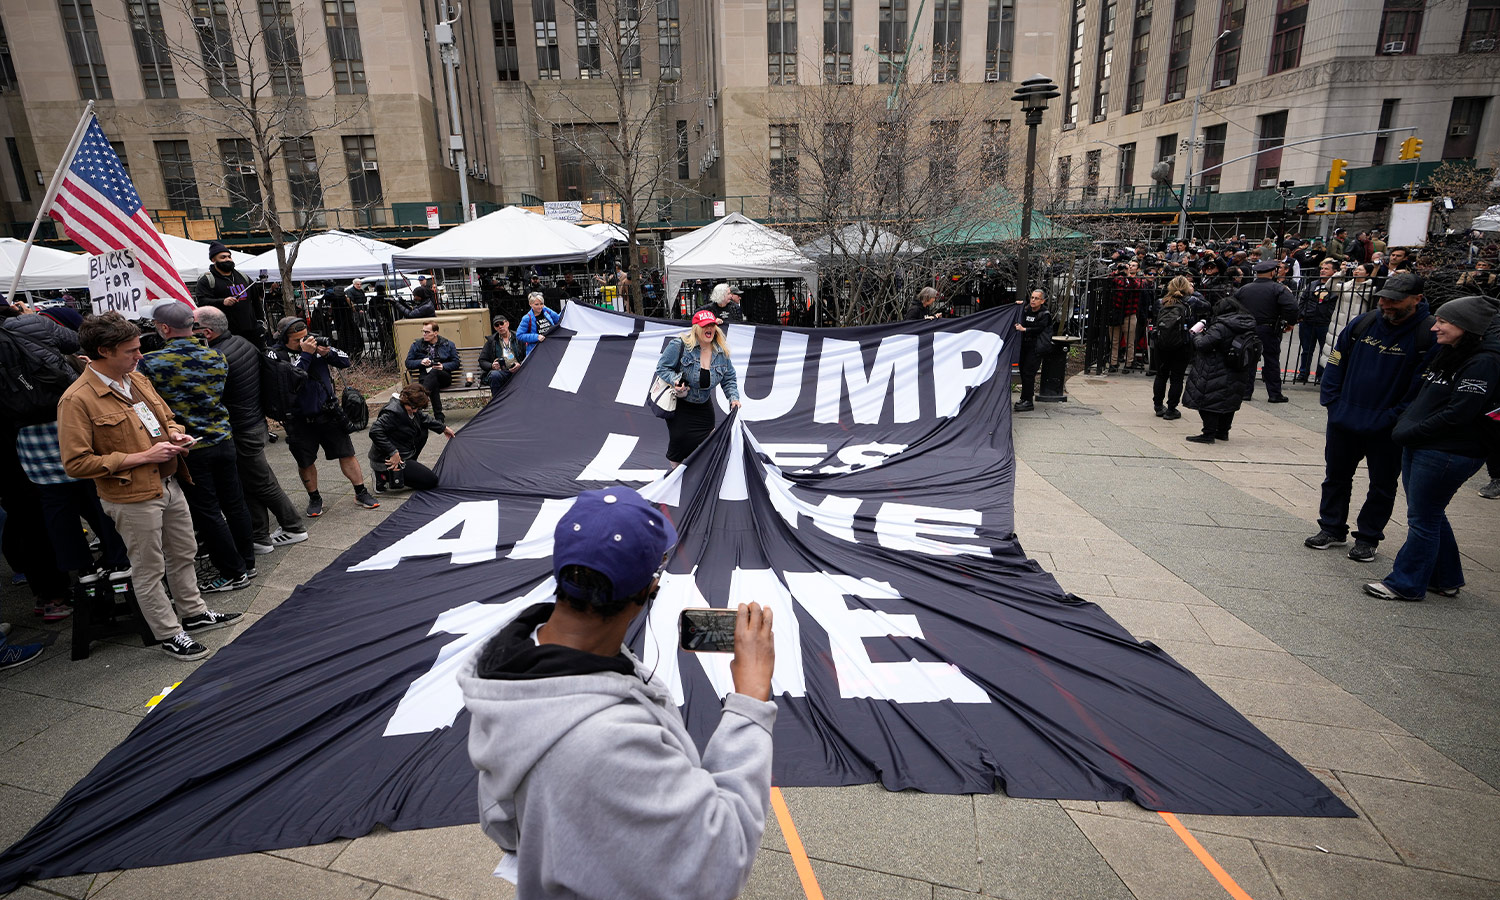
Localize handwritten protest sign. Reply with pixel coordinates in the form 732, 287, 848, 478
88, 249, 145, 315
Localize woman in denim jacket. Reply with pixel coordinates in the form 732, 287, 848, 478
655, 309, 741, 468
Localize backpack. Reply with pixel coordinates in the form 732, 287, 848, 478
341, 386, 369, 432
1224, 329, 1263, 371
0, 327, 78, 426
1154, 302, 1190, 350
258, 348, 305, 422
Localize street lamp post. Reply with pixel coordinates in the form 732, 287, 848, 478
1176, 30, 1233, 242
1011, 75, 1059, 304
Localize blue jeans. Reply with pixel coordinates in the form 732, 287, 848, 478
1383, 449, 1484, 598
487, 368, 512, 397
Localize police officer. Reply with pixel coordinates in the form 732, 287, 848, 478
1234, 259, 1298, 402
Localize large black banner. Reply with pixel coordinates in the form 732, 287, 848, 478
0, 304, 1349, 891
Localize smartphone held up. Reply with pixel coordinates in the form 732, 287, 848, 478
678, 608, 738, 653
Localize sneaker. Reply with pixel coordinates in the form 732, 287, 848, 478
1163, 408, 1182, 420
1479, 478, 1500, 500
199, 573, 252, 593
1154, 403, 1166, 417
107, 567, 132, 582
1364, 581, 1421, 602
0, 638, 45, 670
1348, 541, 1378, 563
306, 495, 324, 518
181, 609, 243, 634
252, 540, 276, 555
1430, 586, 1462, 598
1267, 395, 1290, 404
160, 631, 210, 660
354, 489, 380, 509
39, 601, 72, 623
244, 567, 259, 579
373, 476, 385, 495
10, 573, 26, 586
1304, 530, 1348, 550
270, 528, 308, 547
77, 567, 106, 585
1185, 433, 1215, 444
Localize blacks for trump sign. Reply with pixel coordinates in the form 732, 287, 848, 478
0, 304, 1348, 890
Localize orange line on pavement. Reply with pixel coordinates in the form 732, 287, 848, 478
770, 787, 825, 900
1159, 811, 1256, 900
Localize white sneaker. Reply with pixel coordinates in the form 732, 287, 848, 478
269, 528, 309, 547
252, 541, 275, 555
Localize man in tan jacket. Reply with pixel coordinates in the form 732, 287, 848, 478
57, 312, 241, 660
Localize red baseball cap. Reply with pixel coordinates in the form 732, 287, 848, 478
691, 309, 721, 328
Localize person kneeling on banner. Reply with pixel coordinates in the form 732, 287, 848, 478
656, 309, 741, 470
460, 486, 777, 900
367, 385, 454, 493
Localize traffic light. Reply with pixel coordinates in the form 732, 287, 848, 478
1398, 137, 1423, 160
1327, 158, 1347, 192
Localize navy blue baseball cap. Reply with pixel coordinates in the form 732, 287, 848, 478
554, 487, 677, 603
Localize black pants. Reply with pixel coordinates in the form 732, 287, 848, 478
1318, 424, 1402, 544
376, 461, 438, 492
666, 399, 715, 463
1018, 342, 1042, 402
1152, 347, 1190, 410
38, 480, 130, 573
1488, 448, 1499, 481
1197, 410, 1236, 438
1296, 321, 1329, 382
1252, 323, 1285, 399
419, 369, 454, 420
182, 439, 253, 577
0, 428, 69, 601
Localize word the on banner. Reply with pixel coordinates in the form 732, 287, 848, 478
88, 249, 144, 315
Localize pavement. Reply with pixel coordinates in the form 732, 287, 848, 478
1, 374, 1497, 900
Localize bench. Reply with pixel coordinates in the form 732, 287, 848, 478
399, 346, 498, 409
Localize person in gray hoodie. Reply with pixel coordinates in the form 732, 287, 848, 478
459, 486, 777, 900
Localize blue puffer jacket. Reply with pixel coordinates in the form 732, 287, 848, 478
655, 336, 740, 405
517, 307, 561, 347
1320, 302, 1433, 435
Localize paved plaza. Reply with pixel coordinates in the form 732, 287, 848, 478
1, 373, 1496, 900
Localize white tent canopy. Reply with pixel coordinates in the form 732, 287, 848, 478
161, 234, 254, 281
242, 230, 404, 282
664, 213, 818, 303
1472, 204, 1500, 232
584, 222, 629, 243
392, 206, 613, 268
799, 223, 925, 260
0, 239, 91, 292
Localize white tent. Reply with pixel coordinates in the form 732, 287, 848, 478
799, 223, 925, 260
392, 206, 612, 268
664, 213, 818, 302
161, 233, 253, 281
1472, 204, 1500, 232
241, 230, 404, 282
584, 222, 629, 243
0, 239, 90, 292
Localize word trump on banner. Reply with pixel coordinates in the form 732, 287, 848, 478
88, 249, 144, 315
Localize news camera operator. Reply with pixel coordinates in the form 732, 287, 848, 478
460, 486, 777, 900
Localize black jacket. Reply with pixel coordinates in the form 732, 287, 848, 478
368, 396, 444, 464
194, 267, 265, 342
207, 331, 263, 433
1183, 311, 1258, 414
1018, 306, 1053, 350
1235, 278, 1297, 327
1392, 331, 1500, 458
1297, 277, 1337, 326
477, 332, 525, 372
1, 313, 78, 354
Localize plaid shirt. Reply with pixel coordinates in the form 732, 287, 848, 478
16, 422, 78, 485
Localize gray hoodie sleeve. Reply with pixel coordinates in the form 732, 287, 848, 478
514, 693, 776, 900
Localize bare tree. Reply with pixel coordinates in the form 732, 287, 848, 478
110, 0, 369, 310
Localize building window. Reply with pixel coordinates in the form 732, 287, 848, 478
676, 119, 689, 179
128, 1, 176, 98
282, 137, 323, 225
822, 121, 852, 180
553, 124, 618, 201
768, 0, 797, 84
1092, 1, 1117, 121
981, 119, 1010, 180
878, 0, 908, 84
1164, 0, 1194, 101
324, 0, 365, 94
192, 2, 240, 97
6, 137, 31, 202
218, 138, 262, 217
928, 120, 958, 196
824, 0, 852, 82
986, 0, 1014, 82
932, 0, 960, 81
1253, 110, 1287, 187
1117, 141, 1136, 189
1268, 0, 1307, 73
155, 140, 200, 216
1443, 96, 1488, 159
493, 0, 520, 80
1199, 123, 1225, 189
1461, 0, 1500, 52
770, 124, 799, 195
343, 135, 384, 225
618, 0, 641, 77
1211, 0, 1244, 88
0, 19, 17, 93
1372, 98, 1398, 165
1062, 0, 1086, 126
109, 141, 130, 177
1377, 0, 1422, 54
576, 1, 600, 78
533, 0, 559, 79
1155, 133, 1176, 188
1124, 0, 1150, 112
1057, 155, 1072, 193
58, 0, 111, 100
260, 0, 304, 95
658, 0, 680, 81
875, 121, 905, 207
1084, 149, 1101, 198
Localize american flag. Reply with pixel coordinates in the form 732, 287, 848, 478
47, 116, 194, 307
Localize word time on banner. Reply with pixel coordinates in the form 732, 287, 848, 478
89, 249, 145, 315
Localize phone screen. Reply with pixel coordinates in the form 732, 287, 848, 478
678, 608, 737, 653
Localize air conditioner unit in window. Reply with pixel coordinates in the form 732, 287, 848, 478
932, 72, 947, 83
191, 16, 211, 27
837, 73, 853, 84
1381, 41, 1406, 54
1166, 91, 1184, 101
1449, 124, 1470, 136
1470, 38, 1497, 52
1093, 114, 1107, 123
238, 165, 256, 175
1213, 79, 1232, 88
706, 97, 714, 108
984, 71, 1000, 83
362, 160, 379, 171
1259, 178, 1277, 187
1061, 122, 1076, 131
1129, 102, 1142, 113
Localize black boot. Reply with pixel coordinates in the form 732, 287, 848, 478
1186, 433, 1215, 444
1154, 402, 1166, 417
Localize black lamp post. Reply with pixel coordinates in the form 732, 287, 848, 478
1010, 74, 1059, 304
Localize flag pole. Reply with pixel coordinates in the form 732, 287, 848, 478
4, 100, 94, 304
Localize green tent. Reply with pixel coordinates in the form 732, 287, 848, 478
926, 195, 1092, 246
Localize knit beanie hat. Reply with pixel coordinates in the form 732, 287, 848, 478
1435, 295, 1498, 334
208, 240, 230, 259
